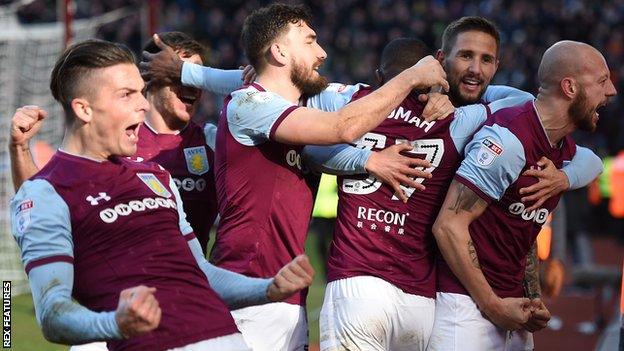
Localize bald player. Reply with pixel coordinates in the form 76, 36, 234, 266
430, 41, 616, 350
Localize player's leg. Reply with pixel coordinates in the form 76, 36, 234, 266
427, 292, 533, 351
320, 276, 401, 351
231, 302, 307, 351
389, 288, 435, 351
166, 332, 251, 351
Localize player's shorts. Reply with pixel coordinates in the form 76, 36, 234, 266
69, 333, 251, 351
427, 292, 534, 351
319, 276, 435, 351
69, 333, 252, 351
231, 302, 308, 351
70, 342, 108, 351
167, 332, 251, 350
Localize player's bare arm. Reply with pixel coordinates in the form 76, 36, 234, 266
273, 55, 449, 145
521, 243, 551, 332
9, 106, 47, 190
523, 242, 541, 300
418, 91, 455, 122
433, 180, 531, 330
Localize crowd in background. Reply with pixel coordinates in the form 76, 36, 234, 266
12, 0, 624, 254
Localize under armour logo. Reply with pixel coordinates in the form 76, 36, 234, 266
86, 192, 111, 205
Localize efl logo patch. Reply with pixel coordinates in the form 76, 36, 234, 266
137, 173, 171, 198
183, 146, 209, 175
476, 138, 503, 167
15, 200, 33, 235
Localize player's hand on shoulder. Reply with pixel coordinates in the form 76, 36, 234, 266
115, 285, 161, 339
519, 156, 569, 211
366, 143, 432, 203
267, 255, 315, 302
419, 92, 455, 122
409, 55, 449, 92
482, 296, 531, 330
10, 105, 47, 148
522, 298, 551, 332
139, 34, 183, 88
240, 65, 257, 85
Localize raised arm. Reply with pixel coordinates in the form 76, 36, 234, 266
140, 34, 246, 95
9, 106, 46, 190
273, 55, 448, 145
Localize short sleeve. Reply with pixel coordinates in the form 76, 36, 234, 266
449, 104, 488, 152
305, 83, 370, 112
455, 124, 526, 202
10, 179, 73, 274
226, 87, 299, 146
203, 123, 217, 151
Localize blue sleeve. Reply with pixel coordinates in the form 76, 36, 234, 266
227, 89, 298, 146
28, 262, 121, 344
481, 85, 534, 103
456, 124, 526, 201
302, 144, 371, 175
186, 238, 271, 309
305, 83, 369, 111
203, 123, 217, 152
449, 104, 489, 153
562, 145, 604, 189
11, 179, 73, 271
181, 62, 243, 95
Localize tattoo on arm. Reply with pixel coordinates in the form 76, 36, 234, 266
448, 183, 482, 214
468, 240, 481, 269
523, 242, 541, 299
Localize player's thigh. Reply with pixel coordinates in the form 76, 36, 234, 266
320, 276, 403, 351
428, 292, 533, 351
231, 302, 307, 351
70, 342, 108, 351
389, 292, 435, 351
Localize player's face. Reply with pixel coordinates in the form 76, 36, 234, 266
443, 31, 499, 106
88, 63, 149, 158
570, 54, 617, 132
285, 20, 329, 95
151, 53, 203, 128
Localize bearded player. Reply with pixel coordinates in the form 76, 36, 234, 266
430, 41, 616, 351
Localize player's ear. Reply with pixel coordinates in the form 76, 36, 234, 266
269, 43, 288, 66
435, 49, 445, 64
375, 68, 384, 85
560, 77, 576, 99
71, 98, 93, 123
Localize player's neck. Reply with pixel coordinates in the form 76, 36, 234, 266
256, 69, 302, 104
61, 126, 110, 161
534, 95, 576, 146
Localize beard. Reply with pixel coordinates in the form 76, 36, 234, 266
444, 62, 487, 106
568, 86, 597, 132
290, 60, 329, 96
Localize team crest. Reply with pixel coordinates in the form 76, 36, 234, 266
183, 146, 209, 175
15, 200, 33, 235
137, 173, 171, 198
476, 138, 503, 167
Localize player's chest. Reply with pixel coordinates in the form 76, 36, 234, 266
66, 171, 179, 227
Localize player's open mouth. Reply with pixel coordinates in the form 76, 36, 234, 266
461, 77, 482, 92
125, 123, 141, 141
